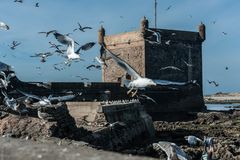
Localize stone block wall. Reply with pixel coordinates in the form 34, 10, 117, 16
145, 28, 203, 87
102, 31, 145, 82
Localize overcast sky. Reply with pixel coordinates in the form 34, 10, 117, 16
0, 0, 239, 95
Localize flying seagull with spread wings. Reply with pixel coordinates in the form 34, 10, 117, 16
30, 52, 54, 63
0, 21, 10, 30
73, 23, 92, 32
9, 41, 21, 50
53, 32, 80, 60
103, 46, 156, 95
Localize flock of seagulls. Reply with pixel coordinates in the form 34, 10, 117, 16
0, 70, 82, 116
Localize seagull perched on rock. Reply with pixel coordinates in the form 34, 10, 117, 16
30, 52, 54, 63
153, 141, 190, 160
184, 135, 203, 147
73, 23, 92, 32
0, 21, 10, 30
9, 41, 21, 50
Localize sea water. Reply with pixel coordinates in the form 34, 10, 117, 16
206, 103, 240, 111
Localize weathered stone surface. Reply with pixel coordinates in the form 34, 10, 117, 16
0, 103, 82, 139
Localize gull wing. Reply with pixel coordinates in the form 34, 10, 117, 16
153, 79, 187, 85
104, 47, 141, 79
82, 26, 92, 30
17, 89, 42, 101
0, 71, 7, 80
53, 32, 72, 45
153, 141, 171, 158
170, 143, 190, 160
79, 42, 95, 51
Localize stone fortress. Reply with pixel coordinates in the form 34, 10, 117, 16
99, 17, 205, 89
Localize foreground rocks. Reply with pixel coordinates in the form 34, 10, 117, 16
153, 110, 240, 159
0, 101, 239, 160
0, 103, 87, 140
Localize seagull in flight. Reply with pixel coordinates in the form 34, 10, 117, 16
35, 2, 39, 7
1, 90, 21, 112
222, 32, 227, 35
207, 80, 219, 87
0, 71, 15, 89
103, 46, 156, 96
73, 23, 92, 32
153, 141, 190, 160
183, 60, 193, 68
165, 40, 171, 45
17, 89, 51, 106
30, 52, 54, 63
160, 66, 183, 72
53, 32, 81, 60
9, 41, 21, 50
145, 28, 161, 44
166, 5, 172, 11
14, 0, 23, 3
0, 21, 10, 30
86, 64, 101, 70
